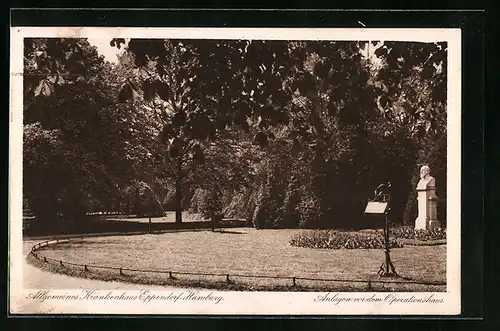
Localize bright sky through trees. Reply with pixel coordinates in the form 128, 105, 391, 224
88, 38, 125, 63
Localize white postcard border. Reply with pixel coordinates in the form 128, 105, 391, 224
9, 27, 461, 315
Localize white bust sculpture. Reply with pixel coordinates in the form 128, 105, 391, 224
415, 165, 439, 230
417, 165, 435, 191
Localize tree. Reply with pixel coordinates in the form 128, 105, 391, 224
374, 41, 448, 223
123, 180, 165, 217
23, 38, 164, 228
187, 128, 259, 228
113, 40, 225, 224
113, 38, 448, 229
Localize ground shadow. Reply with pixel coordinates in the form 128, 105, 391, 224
211, 230, 247, 235
23, 216, 248, 237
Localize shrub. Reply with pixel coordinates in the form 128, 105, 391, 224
150, 199, 165, 217
163, 183, 194, 212
252, 202, 267, 229
391, 226, 446, 241
224, 188, 258, 226
290, 230, 403, 249
123, 180, 165, 217
196, 188, 223, 222
188, 188, 203, 213
252, 183, 271, 229
277, 175, 301, 228
163, 189, 176, 211
296, 195, 324, 229
252, 175, 284, 229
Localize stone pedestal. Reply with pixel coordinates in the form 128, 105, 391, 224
415, 186, 440, 230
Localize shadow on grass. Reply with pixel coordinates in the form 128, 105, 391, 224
211, 230, 247, 235
24, 216, 248, 238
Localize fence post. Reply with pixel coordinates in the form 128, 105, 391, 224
169, 271, 173, 279
120, 268, 124, 275
293, 277, 296, 287
44, 257, 47, 263
84, 265, 88, 272
226, 274, 230, 283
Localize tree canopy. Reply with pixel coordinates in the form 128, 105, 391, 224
23, 37, 448, 230
23, 38, 163, 227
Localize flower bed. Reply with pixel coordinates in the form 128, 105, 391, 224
290, 230, 403, 250
390, 226, 446, 241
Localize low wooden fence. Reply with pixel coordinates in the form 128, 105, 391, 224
30, 236, 446, 290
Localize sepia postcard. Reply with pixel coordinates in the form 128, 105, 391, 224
9, 26, 461, 315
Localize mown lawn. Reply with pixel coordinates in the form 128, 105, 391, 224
33, 228, 446, 291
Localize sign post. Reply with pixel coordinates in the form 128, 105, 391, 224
364, 182, 399, 278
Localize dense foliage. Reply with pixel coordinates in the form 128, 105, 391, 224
23, 38, 447, 231
123, 180, 165, 217
23, 38, 163, 229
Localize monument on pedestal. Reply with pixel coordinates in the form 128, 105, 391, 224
415, 165, 440, 230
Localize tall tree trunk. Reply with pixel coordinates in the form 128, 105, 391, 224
175, 156, 183, 224
403, 171, 419, 226
307, 90, 325, 138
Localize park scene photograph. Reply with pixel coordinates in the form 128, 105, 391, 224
18, 34, 450, 295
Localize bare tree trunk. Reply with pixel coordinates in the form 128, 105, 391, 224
175, 156, 183, 224
403, 171, 419, 226
306, 90, 325, 138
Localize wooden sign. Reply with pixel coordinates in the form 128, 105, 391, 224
364, 201, 388, 214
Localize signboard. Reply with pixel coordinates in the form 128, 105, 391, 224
364, 201, 388, 214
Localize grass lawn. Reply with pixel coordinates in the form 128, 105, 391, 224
31, 228, 446, 292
